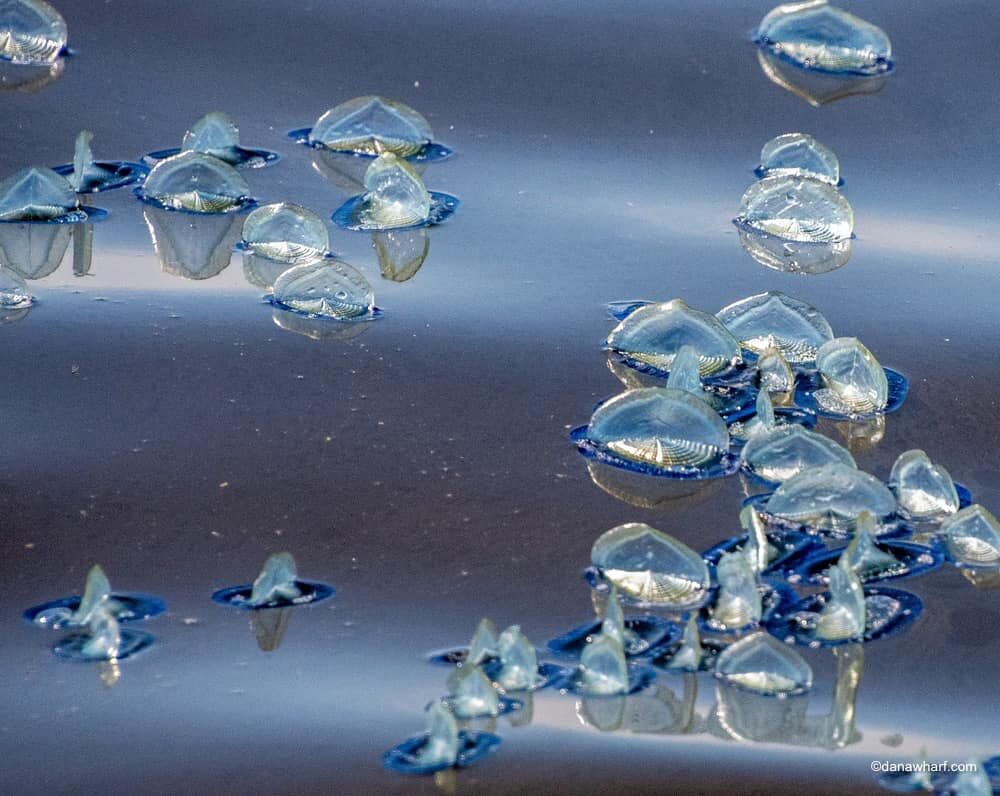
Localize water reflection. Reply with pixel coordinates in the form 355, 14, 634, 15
143, 206, 241, 280
0, 58, 63, 93
817, 414, 886, 455
738, 225, 852, 275
756, 49, 890, 108
270, 306, 373, 341
0, 220, 72, 279
242, 250, 295, 291
586, 458, 724, 509
310, 148, 428, 194
577, 673, 700, 734
251, 606, 292, 652
373, 228, 430, 282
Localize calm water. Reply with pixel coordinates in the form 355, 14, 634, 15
2, 1, 999, 793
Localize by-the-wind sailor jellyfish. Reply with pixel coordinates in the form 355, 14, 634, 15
757, 346, 795, 393
608, 299, 742, 376
495, 625, 543, 691
765, 462, 897, 534
942, 505, 1000, 568
590, 523, 711, 609
242, 203, 330, 264
0, 0, 67, 64
710, 552, 763, 631
813, 337, 888, 415
138, 151, 253, 214
716, 291, 834, 364
466, 618, 499, 666
0, 266, 32, 307
754, 1, 893, 76
383, 702, 500, 775
55, 130, 147, 193
714, 631, 812, 695
575, 633, 629, 696
736, 176, 853, 243
665, 615, 703, 672
664, 345, 704, 397
814, 558, 866, 641
888, 449, 960, 521
740, 505, 778, 574
52, 598, 155, 662
839, 511, 903, 579
333, 153, 459, 231
0, 166, 87, 221
446, 664, 500, 719
307, 96, 436, 158
271, 260, 377, 321
580, 387, 731, 473
757, 133, 840, 185
212, 551, 335, 608
741, 414, 856, 484
179, 111, 279, 168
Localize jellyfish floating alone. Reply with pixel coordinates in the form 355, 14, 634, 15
211, 552, 335, 609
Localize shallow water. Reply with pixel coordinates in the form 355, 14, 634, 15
2, 1, 1000, 793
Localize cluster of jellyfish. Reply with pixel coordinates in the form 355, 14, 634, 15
0, 91, 457, 329
23, 553, 335, 680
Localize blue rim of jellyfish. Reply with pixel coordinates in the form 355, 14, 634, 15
331, 191, 460, 232
23, 593, 167, 629
740, 493, 909, 541
52, 628, 155, 662
793, 367, 908, 420
753, 166, 845, 188
551, 661, 658, 697
286, 128, 454, 163
570, 425, 741, 481
482, 660, 568, 693
265, 294, 384, 323
649, 635, 726, 673
545, 616, 682, 660
432, 693, 524, 720
583, 567, 713, 612
767, 586, 923, 648
142, 147, 281, 169
210, 579, 335, 610
752, 37, 894, 78
0, 206, 108, 224
791, 540, 943, 586
383, 731, 500, 775
701, 530, 821, 576
51, 161, 149, 192
0, 44, 74, 64
697, 579, 796, 636
133, 187, 258, 215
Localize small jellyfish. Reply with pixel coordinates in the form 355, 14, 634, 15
736, 176, 853, 244
942, 505, 1000, 568
332, 153, 459, 231
739, 505, 779, 574
716, 291, 834, 364
53, 131, 148, 193
0, 0, 67, 64
814, 558, 866, 641
211, 552, 335, 609
241, 203, 330, 264
271, 260, 378, 321
52, 599, 155, 662
839, 512, 905, 580
714, 631, 813, 696
888, 449, 960, 521
137, 151, 253, 214
741, 421, 856, 485
23, 563, 166, 629
445, 665, 501, 719
664, 615, 703, 672
304, 96, 449, 160
757, 346, 795, 393
465, 618, 500, 666
0, 265, 32, 308
607, 299, 742, 376
575, 634, 629, 697
0, 166, 87, 222
757, 133, 840, 185
764, 462, 897, 534
812, 337, 888, 416
383, 703, 500, 776
178, 111, 279, 168
709, 552, 763, 631
495, 625, 542, 691
590, 522, 711, 610
578, 388, 731, 473
754, 1, 893, 76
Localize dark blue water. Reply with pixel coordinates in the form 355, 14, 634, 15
1, 1, 999, 793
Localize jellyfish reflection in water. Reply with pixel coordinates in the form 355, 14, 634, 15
0, 265, 33, 307
144, 205, 242, 280
577, 673, 701, 735
383, 703, 500, 776
0, 0, 68, 65
373, 228, 430, 282
333, 153, 459, 231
